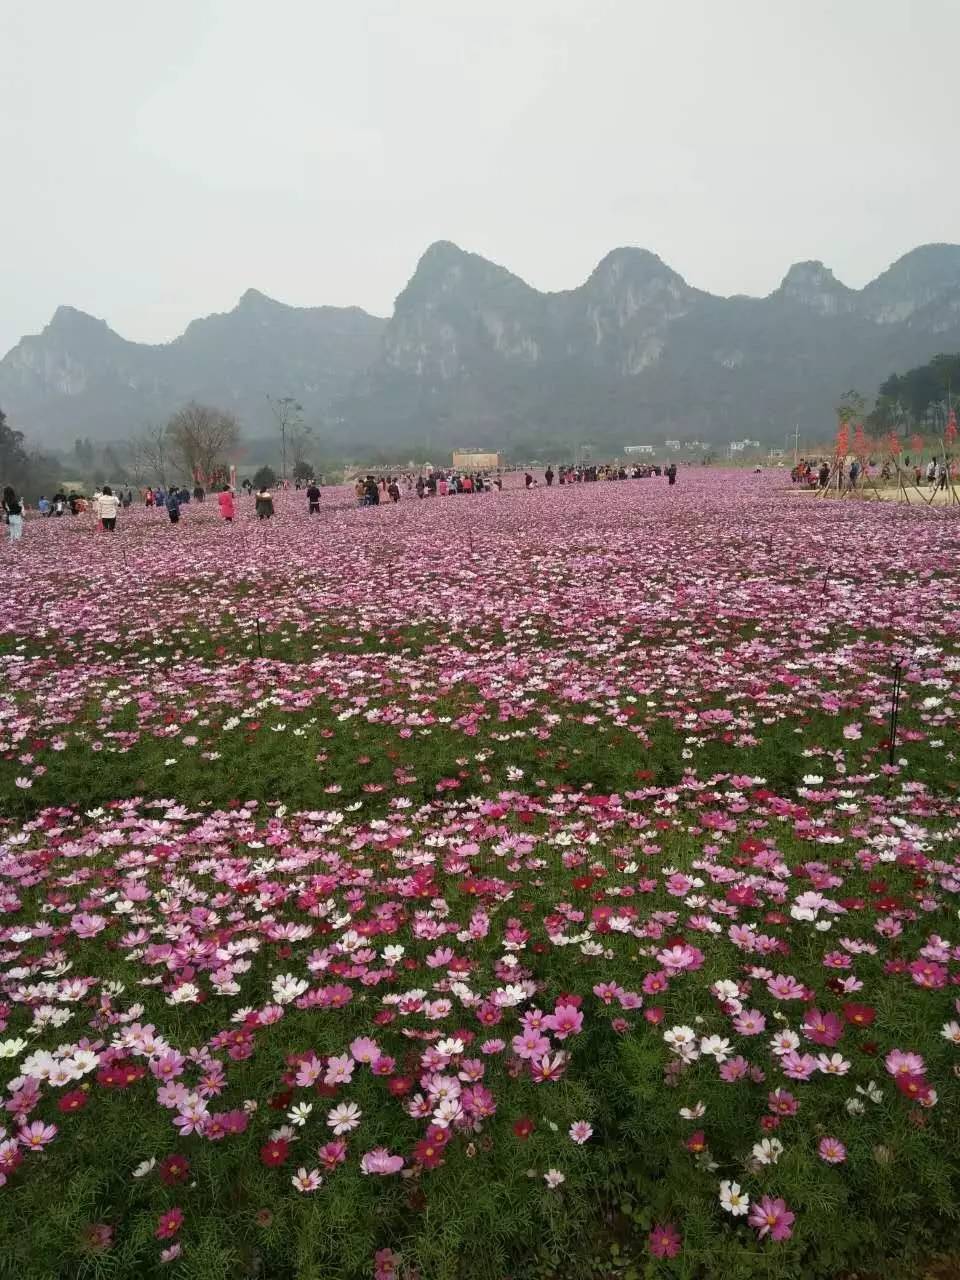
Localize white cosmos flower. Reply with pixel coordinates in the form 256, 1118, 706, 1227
0, 1039, 28, 1059
132, 1158, 157, 1178
663, 1025, 697, 1051
699, 1035, 732, 1062
941, 1021, 960, 1045
769, 1030, 800, 1056
435, 1038, 465, 1057
432, 1097, 465, 1128
719, 1180, 750, 1216
751, 1138, 783, 1165
287, 1102, 313, 1127
817, 1053, 851, 1075
166, 983, 200, 1005
679, 1102, 706, 1120
291, 1167, 322, 1193
855, 1080, 884, 1104
327, 1102, 362, 1135
20, 1050, 57, 1079
46, 1061, 80, 1087
543, 1169, 565, 1189
271, 974, 308, 1005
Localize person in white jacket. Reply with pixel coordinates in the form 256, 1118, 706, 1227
94, 486, 121, 531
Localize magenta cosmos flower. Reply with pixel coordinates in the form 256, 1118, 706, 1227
748, 1195, 795, 1241
648, 1223, 682, 1258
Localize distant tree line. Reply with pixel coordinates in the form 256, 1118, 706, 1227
868, 352, 960, 434
0, 406, 62, 500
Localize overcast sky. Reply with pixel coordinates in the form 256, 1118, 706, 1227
3, 0, 958, 355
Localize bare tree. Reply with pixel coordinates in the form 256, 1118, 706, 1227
126, 422, 171, 488
290, 421, 314, 473
166, 402, 239, 485
266, 395, 303, 482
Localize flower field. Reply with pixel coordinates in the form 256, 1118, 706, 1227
1, 471, 958, 1280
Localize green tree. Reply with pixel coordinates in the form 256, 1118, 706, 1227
0, 407, 30, 485
1, 406, 61, 500
869, 353, 960, 432
253, 465, 277, 489
292, 459, 313, 482
835, 389, 866, 426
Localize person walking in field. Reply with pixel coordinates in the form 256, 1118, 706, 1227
94, 485, 120, 531
217, 486, 235, 522
255, 485, 274, 519
306, 480, 321, 514
3, 486, 24, 541
165, 489, 181, 524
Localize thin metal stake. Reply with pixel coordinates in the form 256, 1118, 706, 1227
256, 618, 263, 658
888, 660, 903, 765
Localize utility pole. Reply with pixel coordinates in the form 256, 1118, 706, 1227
793, 423, 800, 464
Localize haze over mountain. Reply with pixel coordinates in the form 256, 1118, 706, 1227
3, 240, 960, 455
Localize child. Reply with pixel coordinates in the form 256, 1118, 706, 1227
218, 487, 236, 522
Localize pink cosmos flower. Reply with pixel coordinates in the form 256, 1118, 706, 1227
732, 1009, 766, 1036
349, 1037, 380, 1063
530, 1052, 568, 1083
802, 1008, 843, 1047
71, 913, 108, 939
781, 1051, 818, 1081
295, 1058, 323, 1087
18, 1121, 57, 1150
885, 1049, 926, 1078
360, 1147, 404, 1175
657, 944, 705, 972
512, 1030, 550, 1060
818, 1136, 847, 1163
768, 1088, 799, 1116
718, 1055, 749, 1082
569, 1120, 593, 1144
317, 1139, 347, 1171
542, 1006, 583, 1040
766, 974, 806, 1000
324, 1054, 355, 1086
593, 982, 624, 1005
748, 1195, 795, 1241
155, 1207, 184, 1240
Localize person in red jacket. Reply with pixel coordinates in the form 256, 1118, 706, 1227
217, 486, 235, 522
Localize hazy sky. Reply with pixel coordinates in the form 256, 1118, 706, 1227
3, 0, 958, 355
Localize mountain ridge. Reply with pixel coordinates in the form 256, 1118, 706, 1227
3, 241, 960, 450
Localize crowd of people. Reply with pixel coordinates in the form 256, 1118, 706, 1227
542, 462, 668, 484
791, 455, 954, 491
352, 471, 504, 505
2, 461, 696, 542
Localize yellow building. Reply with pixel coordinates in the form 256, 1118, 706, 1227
452, 450, 502, 470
